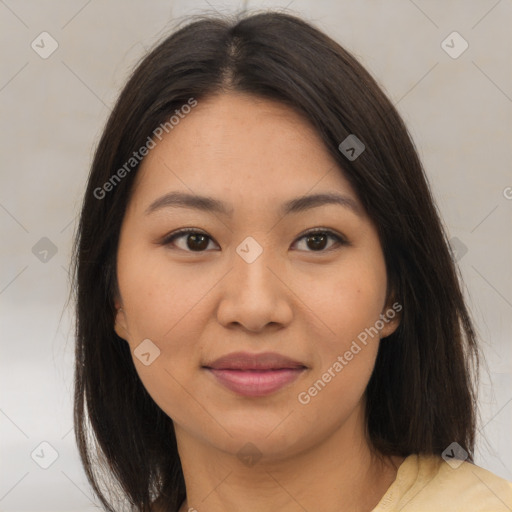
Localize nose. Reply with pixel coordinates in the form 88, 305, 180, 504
215, 239, 293, 333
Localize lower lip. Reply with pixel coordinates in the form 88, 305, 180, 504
206, 368, 305, 397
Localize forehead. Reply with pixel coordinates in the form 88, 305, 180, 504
131, 92, 358, 209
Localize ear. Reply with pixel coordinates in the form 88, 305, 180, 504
113, 300, 130, 341
378, 297, 402, 340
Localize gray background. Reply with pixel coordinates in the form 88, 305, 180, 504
1, 0, 511, 510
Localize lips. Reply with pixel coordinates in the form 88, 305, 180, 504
205, 351, 306, 371
203, 351, 307, 397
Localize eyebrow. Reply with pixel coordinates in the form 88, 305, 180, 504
145, 191, 363, 218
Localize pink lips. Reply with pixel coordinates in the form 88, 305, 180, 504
203, 351, 307, 397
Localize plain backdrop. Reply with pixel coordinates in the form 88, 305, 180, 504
1, 0, 511, 510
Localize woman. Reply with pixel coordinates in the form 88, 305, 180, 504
73, 10, 512, 512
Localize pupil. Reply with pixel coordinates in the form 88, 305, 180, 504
308, 234, 327, 250
188, 234, 208, 251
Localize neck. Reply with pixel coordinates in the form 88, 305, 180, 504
175, 403, 403, 512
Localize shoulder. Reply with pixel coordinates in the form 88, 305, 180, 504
373, 454, 512, 511
434, 455, 512, 508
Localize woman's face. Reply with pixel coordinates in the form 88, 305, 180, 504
114, 92, 399, 460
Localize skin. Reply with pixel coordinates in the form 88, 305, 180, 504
114, 92, 404, 512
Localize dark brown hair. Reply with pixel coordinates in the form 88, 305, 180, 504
73, 10, 480, 511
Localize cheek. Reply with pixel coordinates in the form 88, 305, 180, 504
117, 243, 215, 343
116, 246, 208, 425
296, 250, 387, 402
308, 251, 388, 347
295, 267, 385, 420
116, 245, 215, 403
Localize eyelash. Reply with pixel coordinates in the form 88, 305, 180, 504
160, 227, 348, 253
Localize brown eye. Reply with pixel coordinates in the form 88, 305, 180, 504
293, 229, 346, 252
163, 229, 217, 252
305, 233, 329, 251
185, 233, 210, 251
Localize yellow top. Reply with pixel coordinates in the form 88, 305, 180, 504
372, 454, 512, 511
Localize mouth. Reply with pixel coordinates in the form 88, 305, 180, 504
203, 351, 308, 397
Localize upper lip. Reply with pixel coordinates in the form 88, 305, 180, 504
203, 351, 307, 371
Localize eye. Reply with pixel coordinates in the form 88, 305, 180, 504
161, 227, 348, 253
161, 228, 218, 252
292, 228, 347, 252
